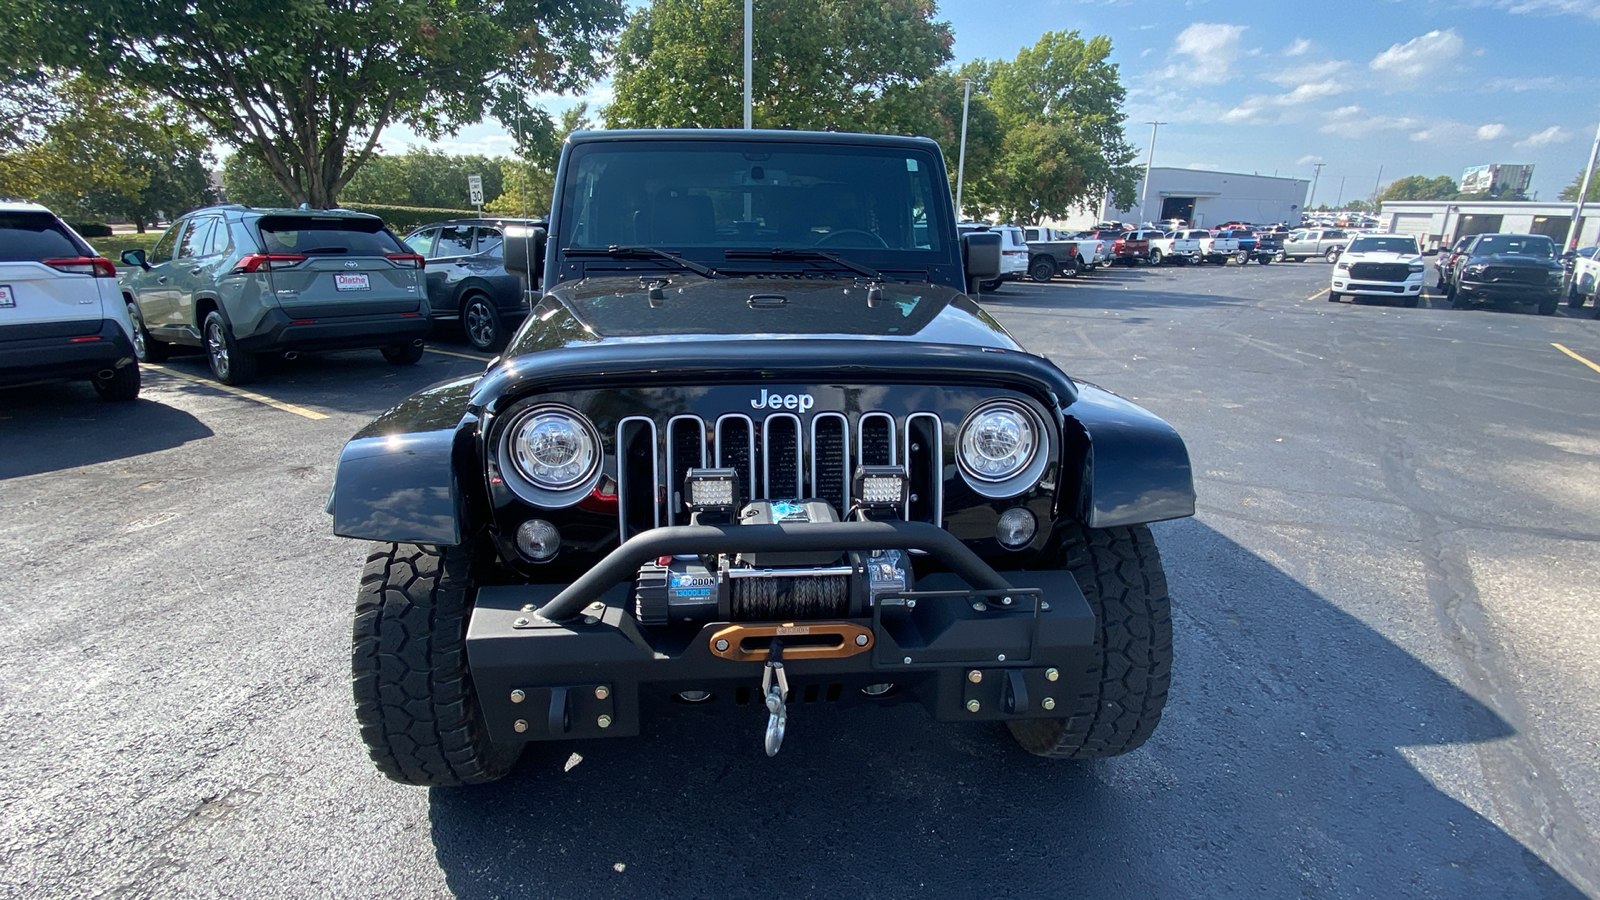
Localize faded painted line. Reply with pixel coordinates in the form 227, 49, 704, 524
424, 347, 493, 362
1306, 287, 1329, 302
1552, 342, 1600, 376
144, 364, 329, 420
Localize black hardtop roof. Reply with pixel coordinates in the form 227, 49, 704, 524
566, 128, 943, 152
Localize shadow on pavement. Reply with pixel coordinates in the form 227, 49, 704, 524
0, 388, 213, 480
426, 519, 1584, 898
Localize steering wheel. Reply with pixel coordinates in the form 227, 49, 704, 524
815, 229, 888, 249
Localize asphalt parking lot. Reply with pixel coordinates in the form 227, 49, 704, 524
3, 260, 1599, 898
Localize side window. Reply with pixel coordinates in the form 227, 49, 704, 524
1327, 230, 1346, 239
178, 218, 214, 259
148, 222, 183, 264
206, 219, 232, 257
474, 227, 503, 254
434, 225, 475, 258
405, 228, 437, 257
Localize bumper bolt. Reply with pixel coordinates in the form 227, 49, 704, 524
1045, 667, 1059, 682
1041, 601, 1051, 612
715, 639, 730, 652
997, 654, 1006, 662
597, 714, 613, 729
965, 699, 981, 713
582, 615, 599, 625
509, 689, 526, 704
513, 719, 529, 733
854, 634, 869, 646
967, 670, 983, 684
1001, 596, 1013, 605
1042, 697, 1056, 711
513, 617, 529, 627
971, 600, 988, 611
521, 604, 536, 612
594, 686, 610, 700
903, 656, 912, 665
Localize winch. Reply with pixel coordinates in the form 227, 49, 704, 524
632, 499, 911, 626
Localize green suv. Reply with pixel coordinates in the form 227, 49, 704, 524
119, 206, 431, 384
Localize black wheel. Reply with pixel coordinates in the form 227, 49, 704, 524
93, 362, 140, 401
126, 299, 168, 362
461, 294, 505, 351
1256, 255, 1271, 265
1028, 257, 1055, 282
203, 310, 257, 384
382, 342, 425, 365
1568, 283, 1585, 308
1537, 295, 1559, 316
1328, 291, 1340, 302
1007, 523, 1172, 759
1404, 295, 1420, 308
1291, 256, 1305, 263
1451, 289, 1469, 310
1324, 247, 1340, 263
978, 279, 1003, 293
352, 542, 524, 787
1592, 298, 1600, 319
1149, 249, 1164, 266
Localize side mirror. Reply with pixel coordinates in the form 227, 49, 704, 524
501, 225, 546, 284
121, 249, 149, 269
1561, 250, 1577, 262
961, 231, 1001, 291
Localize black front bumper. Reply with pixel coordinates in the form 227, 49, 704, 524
465, 522, 1098, 743
0, 319, 135, 388
237, 308, 432, 354
1458, 279, 1561, 302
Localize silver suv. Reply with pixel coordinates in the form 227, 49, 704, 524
0, 202, 140, 400
120, 206, 431, 384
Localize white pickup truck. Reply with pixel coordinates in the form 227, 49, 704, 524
1148, 231, 1203, 265
1193, 229, 1241, 265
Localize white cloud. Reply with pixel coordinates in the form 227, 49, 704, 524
1369, 30, 1464, 79
1484, 75, 1562, 92
1282, 81, 1345, 104
1173, 23, 1249, 76
1268, 59, 1348, 87
1297, 154, 1323, 165
1476, 123, 1506, 140
1483, 0, 1600, 20
1284, 38, 1312, 57
1515, 125, 1571, 149
1318, 106, 1419, 137
1220, 80, 1345, 124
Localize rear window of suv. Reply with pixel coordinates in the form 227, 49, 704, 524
0, 212, 86, 260
256, 216, 403, 256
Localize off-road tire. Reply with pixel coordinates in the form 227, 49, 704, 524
382, 342, 425, 365
93, 362, 140, 401
1028, 258, 1055, 282
352, 542, 523, 787
1007, 523, 1173, 759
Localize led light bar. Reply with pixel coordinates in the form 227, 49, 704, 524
685, 467, 740, 511
853, 465, 908, 510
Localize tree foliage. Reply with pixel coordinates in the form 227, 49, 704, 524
1378, 175, 1459, 202
1559, 170, 1600, 203
607, 0, 953, 131
15, 0, 625, 208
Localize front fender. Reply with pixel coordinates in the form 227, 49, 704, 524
1062, 383, 1195, 528
330, 376, 482, 545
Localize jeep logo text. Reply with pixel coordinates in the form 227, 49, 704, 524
751, 389, 814, 412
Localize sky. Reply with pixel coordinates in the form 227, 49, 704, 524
384, 0, 1600, 205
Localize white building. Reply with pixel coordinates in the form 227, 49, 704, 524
1099, 167, 1310, 228
1376, 200, 1600, 253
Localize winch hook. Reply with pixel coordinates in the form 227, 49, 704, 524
761, 637, 789, 757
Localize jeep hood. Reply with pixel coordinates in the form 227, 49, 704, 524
509, 275, 1020, 354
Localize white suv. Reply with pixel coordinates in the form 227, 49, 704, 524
959, 222, 1028, 291
1328, 233, 1424, 306
0, 202, 140, 399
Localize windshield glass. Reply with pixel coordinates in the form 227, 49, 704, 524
258, 217, 403, 255
1473, 235, 1554, 257
559, 141, 947, 255
1348, 236, 1419, 254
0, 212, 84, 260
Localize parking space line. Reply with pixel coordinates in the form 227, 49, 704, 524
424, 347, 493, 362
144, 364, 329, 420
1552, 343, 1600, 376
1306, 287, 1329, 301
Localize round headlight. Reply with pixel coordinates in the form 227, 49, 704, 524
958, 402, 1037, 483
509, 407, 599, 490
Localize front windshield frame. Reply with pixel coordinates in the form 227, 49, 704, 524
1473, 235, 1554, 258
553, 138, 957, 275
1347, 236, 1420, 255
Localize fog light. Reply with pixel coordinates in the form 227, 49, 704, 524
516, 519, 561, 561
854, 465, 908, 509
685, 467, 739, 511
996, 508, 1037, 549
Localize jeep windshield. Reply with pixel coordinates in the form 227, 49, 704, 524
556, 139, 950, 275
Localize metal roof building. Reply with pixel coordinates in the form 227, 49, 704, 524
1376, 200, 1600, 253
1100, 167, 1310, 228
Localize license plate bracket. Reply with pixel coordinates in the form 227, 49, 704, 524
0, 285, 14, 308
334, 273, 370, 291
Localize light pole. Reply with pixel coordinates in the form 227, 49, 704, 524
1308, 162, 1325, 211
743, 0, 753, 129
955, 79, 973, 220
1568, 120, 1600, 252
1138, 121, 1166, 224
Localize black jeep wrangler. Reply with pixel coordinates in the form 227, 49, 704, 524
329, 129, 1195, 786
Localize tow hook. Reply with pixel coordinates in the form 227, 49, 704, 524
761, 638, 790, 757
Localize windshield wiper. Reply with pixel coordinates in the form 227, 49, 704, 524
563, 245, 723, 279
723, 248, 891, 282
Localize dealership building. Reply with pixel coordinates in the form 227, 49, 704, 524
1098, 167, 1310, 227
1375, 200, 1600, 253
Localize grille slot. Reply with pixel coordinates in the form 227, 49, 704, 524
715, 415, 756, 506
617, 417, 659, 540
763, 414, 803, 499
811, 413, 849, 514
858, 412, 896, 466
1349, 262, 1411, 282
665, 416, 707, 524
1484, 266, 1543, 284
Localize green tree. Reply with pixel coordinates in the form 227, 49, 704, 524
15, 0, 624, 208
965, 31, 1138, 223
1378, 175, 1458, 202
607, 0, 953, 131
1559, 170, 1600, 202
222, 151, 291, 207
342, 149, 508, 211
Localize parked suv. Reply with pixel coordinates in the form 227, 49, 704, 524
404, 217, 544, 351
120, 206, 430, 384
1446, 233, 1565, 315
0, 202, 140, 400
957, 223, 1028, 290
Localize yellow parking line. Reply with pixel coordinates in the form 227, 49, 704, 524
144, 364, 329, 420
1306, 287, 1329, 301
424, 347, 493, 362
1552, 343, 1600, 376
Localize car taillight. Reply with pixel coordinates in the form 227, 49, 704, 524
386, 253, 425, 269
44, 257, 116, 278
231, 253, 307, 274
